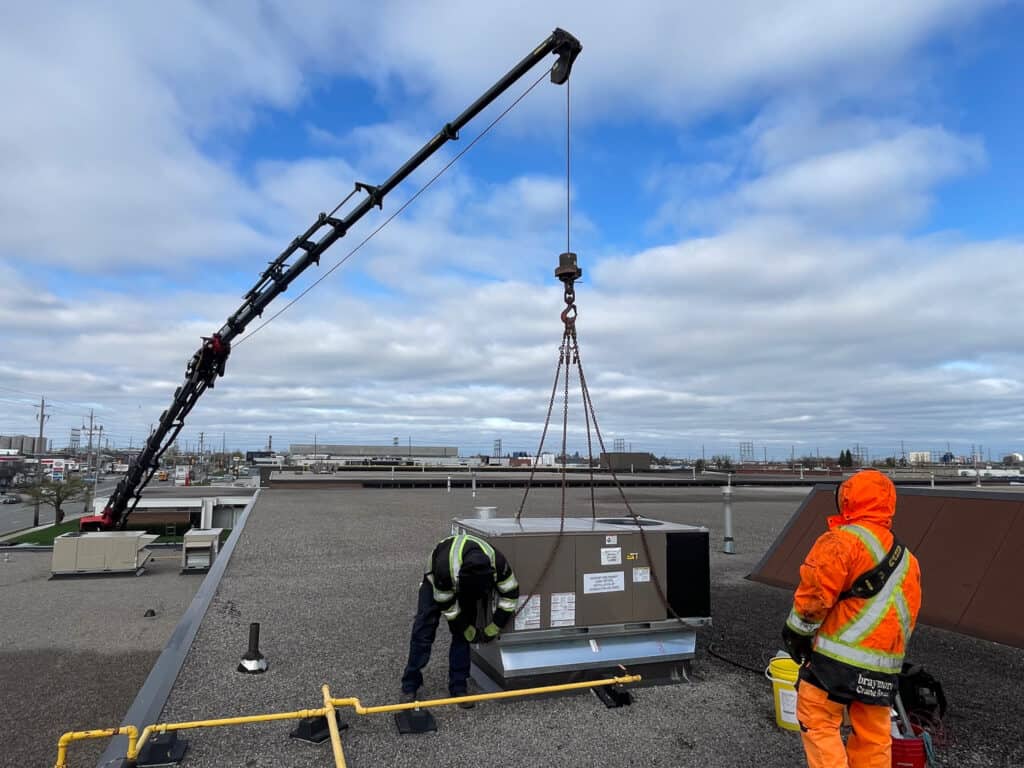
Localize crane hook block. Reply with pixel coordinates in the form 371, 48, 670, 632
555, 251, 582, 283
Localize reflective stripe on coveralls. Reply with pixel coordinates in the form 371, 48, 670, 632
813, 525, 913, 674
449, 534, 497, 589
786, 608, 822, 636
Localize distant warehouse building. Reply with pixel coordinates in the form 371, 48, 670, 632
288, 444, 461, 467
908, 451, 933, 465
0, 435, 48, 454
600, 452, 651, 472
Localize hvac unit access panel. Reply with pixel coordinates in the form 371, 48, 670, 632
454, 517, 711, 630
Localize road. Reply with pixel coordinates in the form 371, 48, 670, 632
0, 479, 121, 538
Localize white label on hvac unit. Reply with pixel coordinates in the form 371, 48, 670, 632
600, 547, 622, 566
550, 592, 576, 626
632, 567, 651, 583
583, 571, 625, 594
514, 595, 541, 631
605, 535, 617, 545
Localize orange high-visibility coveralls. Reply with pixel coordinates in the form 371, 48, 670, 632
785, 469, 922, 768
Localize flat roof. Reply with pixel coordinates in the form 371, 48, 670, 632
139, 485, 1024, 767
0, 550, 199, 767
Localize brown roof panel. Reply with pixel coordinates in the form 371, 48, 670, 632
749, 485, 1024, 650
957, 505, 1024, 648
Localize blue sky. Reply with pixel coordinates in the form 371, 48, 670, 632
1, 1, 1022, 462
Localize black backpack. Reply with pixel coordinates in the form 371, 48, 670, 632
899, 662, 947, 723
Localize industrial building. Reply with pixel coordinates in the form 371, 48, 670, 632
288, 443, 470, 468
0, 434, 49, 454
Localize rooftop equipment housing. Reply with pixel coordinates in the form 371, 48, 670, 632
453, 516, 711, 689
51, 531, 157, 577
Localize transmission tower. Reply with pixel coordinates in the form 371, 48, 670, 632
739, 442, 754, 464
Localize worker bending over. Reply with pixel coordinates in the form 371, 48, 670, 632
782, 469, 922, 768
401, 533, 519, 707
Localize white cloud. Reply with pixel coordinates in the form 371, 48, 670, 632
736, 126, 984, 228
1, 1, 1019, 460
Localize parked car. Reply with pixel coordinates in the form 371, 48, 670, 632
1, 494, 19, 505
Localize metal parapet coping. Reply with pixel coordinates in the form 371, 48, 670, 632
96, 490, 262, 767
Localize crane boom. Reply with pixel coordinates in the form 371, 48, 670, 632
81, 28, 582, 531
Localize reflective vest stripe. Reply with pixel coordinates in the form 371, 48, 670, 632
497, 573, 518, 593
448, 535, 498, 589
467, 535, 496, 564
814, 636, 903, 673
836, 537, 911, 643
449, 535, 467, 588
497, 597, 518, 611
786, 608, 821, 636
433, 586, 455, 602
842, 524, 886, 561
814, 524, 913, 673
894, 592, 913, 643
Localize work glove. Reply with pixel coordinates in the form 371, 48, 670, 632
463, 625, 477, 643
782, 625, 814, 664
481, 623, 501, 643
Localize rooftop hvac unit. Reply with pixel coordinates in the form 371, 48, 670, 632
51, 531, 157, 577
181, 528, 224, 573
453, 516, 710, 689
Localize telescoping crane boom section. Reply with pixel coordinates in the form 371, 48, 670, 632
80, 29, 582, 531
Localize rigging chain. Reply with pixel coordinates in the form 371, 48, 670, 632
511, 258, 693, 630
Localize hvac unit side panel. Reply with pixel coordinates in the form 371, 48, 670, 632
574, 534, 633, 626
666, 531, 711, 619
496, 535, 576, 632
626, 531, 668, 622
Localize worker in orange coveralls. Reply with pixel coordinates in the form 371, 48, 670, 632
782, 469, 922, 768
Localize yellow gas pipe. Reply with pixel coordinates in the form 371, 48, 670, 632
54, 726, 138, 768
55, 675, 641, 768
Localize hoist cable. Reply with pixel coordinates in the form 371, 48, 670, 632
566, 78, 571, 254
235, 67, 553, 348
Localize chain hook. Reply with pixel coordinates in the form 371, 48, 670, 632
555, 251, 582, 329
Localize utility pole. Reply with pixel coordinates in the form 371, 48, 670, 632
33, 397, 50, 528
82, 410, 102, 515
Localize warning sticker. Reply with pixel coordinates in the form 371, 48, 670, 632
600, 547, 622, 566
632, 567, 651, 583
605, 535, 617, 545
514, 595, 541, 631
550, 592, 576, 626
583, 571, 625, 594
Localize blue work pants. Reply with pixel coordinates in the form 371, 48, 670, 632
400, 578, 471, 695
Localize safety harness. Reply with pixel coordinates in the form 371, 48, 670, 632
838, 534, 906, 602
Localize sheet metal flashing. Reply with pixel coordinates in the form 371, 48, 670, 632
96, 490, 261, 767
749, 484, 1024, 649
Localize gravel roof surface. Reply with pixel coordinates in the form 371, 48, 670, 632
0, 549, 200, 767
159, 486, 1024, 768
